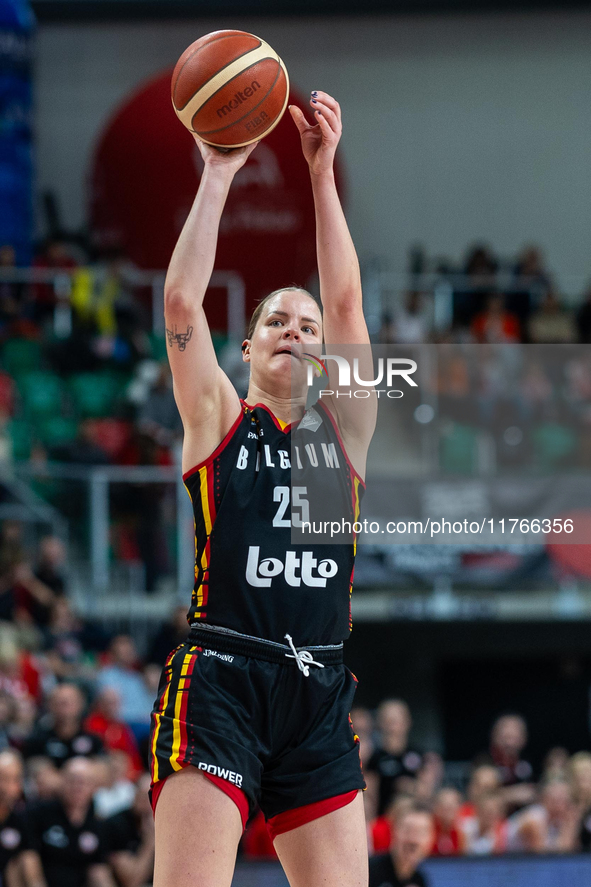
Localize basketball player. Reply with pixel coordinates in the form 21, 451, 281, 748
150, 91, 376, 887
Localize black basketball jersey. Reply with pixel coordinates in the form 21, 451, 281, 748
182, 399, 364, 646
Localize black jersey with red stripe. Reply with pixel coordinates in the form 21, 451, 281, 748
182, 399, 364, 647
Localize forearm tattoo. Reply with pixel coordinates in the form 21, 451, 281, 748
166, 325, 193, 351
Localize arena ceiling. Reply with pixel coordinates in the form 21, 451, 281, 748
30, 0, 591, 24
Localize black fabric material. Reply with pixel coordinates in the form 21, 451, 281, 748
23, 727, 104, 767
149, 641, 364, 819
26, 800, 109, 887
0, 805, 30, 875
369, 853, 428, 887
183, 400, 363, 647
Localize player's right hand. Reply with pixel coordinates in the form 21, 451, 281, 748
192, 132, 259, 173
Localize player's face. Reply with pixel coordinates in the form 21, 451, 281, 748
246, 291, 322, 392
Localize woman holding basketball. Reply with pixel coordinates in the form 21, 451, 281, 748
150, 92, 376, 887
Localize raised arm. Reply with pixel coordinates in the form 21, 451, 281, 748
290, 94, 376, 476
164, 137, 258, 472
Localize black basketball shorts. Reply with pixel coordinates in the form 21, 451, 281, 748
149, 630, 365, 827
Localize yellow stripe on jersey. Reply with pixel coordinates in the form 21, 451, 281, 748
353, 476, 361, 556
199, 466, 212, 537
193, 466, 213, 609
170, 652, 194, 772
151, 671, 174, 784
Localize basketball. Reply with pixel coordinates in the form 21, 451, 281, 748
171, 30, 290, 148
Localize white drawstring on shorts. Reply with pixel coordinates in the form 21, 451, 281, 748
284, 634, 325, 677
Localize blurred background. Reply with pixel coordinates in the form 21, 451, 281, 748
1, 0, 591, 884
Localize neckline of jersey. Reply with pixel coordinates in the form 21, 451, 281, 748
241, 399, 294, 433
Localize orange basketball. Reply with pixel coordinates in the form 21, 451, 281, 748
171, 30, 290, 148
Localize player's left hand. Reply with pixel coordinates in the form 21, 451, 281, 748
289, 91, 342, 176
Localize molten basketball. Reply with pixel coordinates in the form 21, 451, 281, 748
171, 30, 290, 148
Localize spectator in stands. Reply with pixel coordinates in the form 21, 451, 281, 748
527, 291, 577, 344
465, 244, 497, 283
84, 688, 144, 778
10, 695, 38, 748
11, 559, 57, 628
569, 752, 591, 814
0, 245, 28, 337
95, 636, 153, 744
475, 714, 536, 812
136, 362, 182, 449
43, 598, 90, 682
0, 690, 16, 752
23, 683, 103, 766
509, 245, 553, 327
350, 706, 375, 768
542, 747, 570, 782
24, 757, 61, 802
114, 434, 173, 591
51, 419, 110, 465
507, 779, 578, 853
514, 245, 552, 293
414, 752, 444, 805
35, 536, 67, 599
471, 293, 521, 344
576, 285, 591, 343
21, 756, 116, 887
92, 752, 135, 819
391, 291, 432, 345
454, 243, 498, 326
0, 750, 31, 885
366, 700, 423, 817
0, 623, 41, 703
369, 804, 434, 887
147, 603, 188, 666
32, 238, 77, 325
105, 772, 155, 887
518, 360, 554, 421
431, 787, 465, 856
461, 790, 508, 855
459, 764, 501, 823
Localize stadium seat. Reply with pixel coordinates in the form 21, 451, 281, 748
211, 332, 228, 356
1, 339, 42, 376
7, 419, 31, 460
439, 422, 479, 474
18, 371, 64, 417
148, 333, 167, 362
532, 422, 577, 470
69, 372, 124, 417
38, 416, 79, 448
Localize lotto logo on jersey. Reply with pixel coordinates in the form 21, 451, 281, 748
246, 546, 338, 587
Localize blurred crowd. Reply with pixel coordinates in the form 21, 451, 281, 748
0, 517, 590, 884
379, 244, 591, 347
246, 700, 591, 884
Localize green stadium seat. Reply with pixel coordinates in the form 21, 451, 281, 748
211, 333, 228, 356
38, 416, 79, 448
148, 333, 168, 362
439, 422, 479, 474
532, 423, 577, 470
8, 419, 32, 461
69, 372, 123, 418
1, 339, 42, 376
18, 372, 64, 417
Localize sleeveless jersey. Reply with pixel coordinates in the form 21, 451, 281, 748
182, 399, 364, 646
